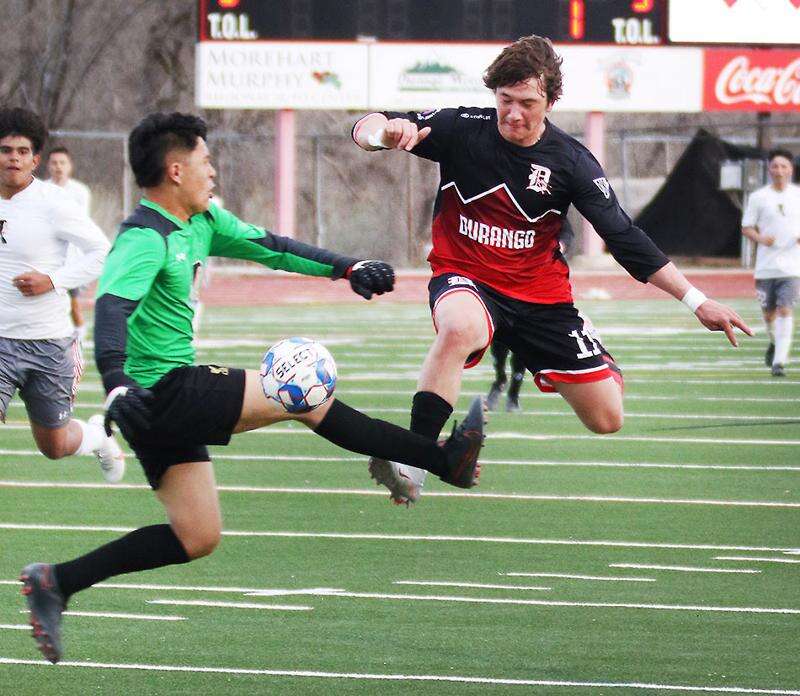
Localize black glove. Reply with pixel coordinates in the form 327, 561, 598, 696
348, 260, 395, 300
103, 385, 155, 442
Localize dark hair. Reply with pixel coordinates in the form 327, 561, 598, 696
768, 148, 794, 165
47, 146, 71, 159
0, 108, 47, 154
483, 35, 563, 104
128, 112, 208, 188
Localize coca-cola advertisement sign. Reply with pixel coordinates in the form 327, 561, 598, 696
704, 49, 800, 111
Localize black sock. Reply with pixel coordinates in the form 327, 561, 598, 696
490, 342, 509, 383
314, 400, 446, 477
54, 524, 190, 599
410, 391, 453, 440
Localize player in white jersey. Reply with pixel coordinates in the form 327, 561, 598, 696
0, 108, 124, 481
47, 146, 92, 341
742, 149, 800, 377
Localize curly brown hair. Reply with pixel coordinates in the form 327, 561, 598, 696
483, 35, 563, 104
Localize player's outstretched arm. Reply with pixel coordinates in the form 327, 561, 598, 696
647, 262, 753, 347
352, 113, 431, 152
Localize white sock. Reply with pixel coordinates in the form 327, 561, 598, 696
773, 315, 794, 366
73, 418, 106, 455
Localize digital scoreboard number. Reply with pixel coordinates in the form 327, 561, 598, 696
199, 0, 664, 45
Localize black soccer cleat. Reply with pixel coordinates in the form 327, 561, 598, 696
765, 343, 775, 367
439, 396, 487, 489
20, 563, 66, 664
771, 363, 786, 378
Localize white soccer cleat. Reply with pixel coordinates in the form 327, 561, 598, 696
88, 414, 125, 483
368, 458, 427, 506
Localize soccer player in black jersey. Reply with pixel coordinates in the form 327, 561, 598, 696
19, 112, 484, 664
353, 35, 752, 505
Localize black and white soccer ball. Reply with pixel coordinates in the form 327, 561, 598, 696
260, 337, 337, 413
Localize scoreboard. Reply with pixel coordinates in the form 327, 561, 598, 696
199, 0, 664, 45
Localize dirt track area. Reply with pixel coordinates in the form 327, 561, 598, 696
199, 269, 755, 306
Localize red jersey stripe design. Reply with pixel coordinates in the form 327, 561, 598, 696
428, 184, 572, 304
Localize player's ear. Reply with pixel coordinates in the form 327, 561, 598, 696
32, 152, 41, 169
164, 158, 182, 185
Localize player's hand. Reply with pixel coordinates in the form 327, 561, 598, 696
103, 385, 155, 442
694, 299, 753, 348
12, 271, 54, 296
382, 118, 432, 151
348, 260, 395, 300
760, 235, 775, 247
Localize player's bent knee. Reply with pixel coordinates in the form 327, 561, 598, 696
587, 411, 624, 434
179, 526, 222, 559
37, 438, 70, 460
436, 319, 487, 354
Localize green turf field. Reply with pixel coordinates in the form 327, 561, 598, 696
1, 299, 798, 695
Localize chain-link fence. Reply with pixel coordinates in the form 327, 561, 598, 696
48, 122, 800, 266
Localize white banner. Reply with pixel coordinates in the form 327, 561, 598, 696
369, 44, 703, 113
368, 43, 500, 111
669, 0, 800, 45
196, 42, 369, 109
557, 46, 703, 112
196, 41, 703, 112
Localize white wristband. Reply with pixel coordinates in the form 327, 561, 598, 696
681, 287, 708, 313
367, 128, 388, 149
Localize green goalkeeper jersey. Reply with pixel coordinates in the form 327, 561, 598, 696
97, 199, 356, 387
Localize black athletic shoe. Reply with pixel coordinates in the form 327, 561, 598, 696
20, 563, 66, 664
765, 343, 775, 367
486, 379, 506, 411
506, 394, 521, 412
439, 396, 487, 488
772, 363, 786, 378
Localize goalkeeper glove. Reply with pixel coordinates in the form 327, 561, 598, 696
348, 260, 395, 300
103, 385, 155, 442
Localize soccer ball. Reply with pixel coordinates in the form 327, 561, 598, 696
260, 337, 337, 413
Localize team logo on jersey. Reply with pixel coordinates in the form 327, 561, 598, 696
527, 164, 552, 195
416, 109, 441, 121
593, 177, 611, 199
447, 275, 476, 288
0, 219, 6, 244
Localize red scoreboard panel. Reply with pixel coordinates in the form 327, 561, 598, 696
199, 0, 664, 45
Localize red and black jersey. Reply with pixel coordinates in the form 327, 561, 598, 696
356, 107, 669, 304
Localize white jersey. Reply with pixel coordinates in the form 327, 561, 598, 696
51, 178, 91, 215
0, 178, 110, 339
742, 183, 800, 279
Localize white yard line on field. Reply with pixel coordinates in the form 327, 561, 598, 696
715, 556, 800, 565
609, 564, 761, 574
503, 572, 655, 583
1, 451, 799, 472
16, 400, 795, 422
15, 610, 185, 621
0, 657, 797, 693
242, 589, 800, 616
0, 481, 795, 508
0, 579, 342, 596
0, 523, 793, 553
392, 581, 552, 591
147, 599, 313, 611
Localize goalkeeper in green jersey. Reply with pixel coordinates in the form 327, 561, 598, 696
19, 112, 486, 664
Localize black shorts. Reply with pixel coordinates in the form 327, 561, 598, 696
429, 273, 622, 393
129, 365, 246, 490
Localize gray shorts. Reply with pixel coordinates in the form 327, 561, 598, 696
0, 336, 82, 428
755, 278, 800, 311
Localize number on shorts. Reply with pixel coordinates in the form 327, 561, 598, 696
569, 329, 601, 359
